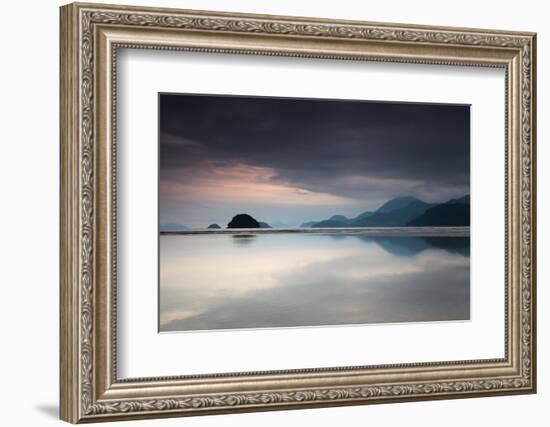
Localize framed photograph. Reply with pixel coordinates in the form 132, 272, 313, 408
60, 2, 537, 423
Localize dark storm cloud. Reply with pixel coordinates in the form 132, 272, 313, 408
159, 93, 470, 203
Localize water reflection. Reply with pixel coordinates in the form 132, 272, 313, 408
362, 236, 470, 257
160, 233, 470, 332
231, 234, 257, 246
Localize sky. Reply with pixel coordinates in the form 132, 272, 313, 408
159, 93, 470, 228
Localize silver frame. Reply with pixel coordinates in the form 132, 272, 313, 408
60, 2, 536, 423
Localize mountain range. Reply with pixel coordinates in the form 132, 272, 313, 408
161, 195, 469, 230
303, 195, 469, 228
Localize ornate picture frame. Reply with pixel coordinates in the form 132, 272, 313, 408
60, 2, 536, 423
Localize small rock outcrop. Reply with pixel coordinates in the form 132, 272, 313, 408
227, 214, 260, 228
207, 224, 221, 229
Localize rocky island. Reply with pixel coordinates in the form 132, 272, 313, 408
227, 214, 261, 228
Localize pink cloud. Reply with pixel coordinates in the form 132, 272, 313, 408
160, 163, 359, 206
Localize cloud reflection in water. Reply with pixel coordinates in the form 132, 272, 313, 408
159, 234, 469, 332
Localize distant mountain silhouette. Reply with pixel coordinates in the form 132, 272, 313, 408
312, 219, 350, 228
445, 195, 470, 205
227, 214, 260, 228
309, 210, 374, 228
302, 195, 469, 228
407, 202, 470, 226
300, 221, 318, 228
350, 210, 374, 222
160, 223, 187, 232
376, 196, 422, 213
328, 214, 352, 223
308, 197, 431, 227
356, 199, 433, 227
163, 194, 470, 231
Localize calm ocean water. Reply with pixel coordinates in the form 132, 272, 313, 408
159, 229, 470, 332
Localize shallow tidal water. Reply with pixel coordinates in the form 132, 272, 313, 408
159, 229, 470, 332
